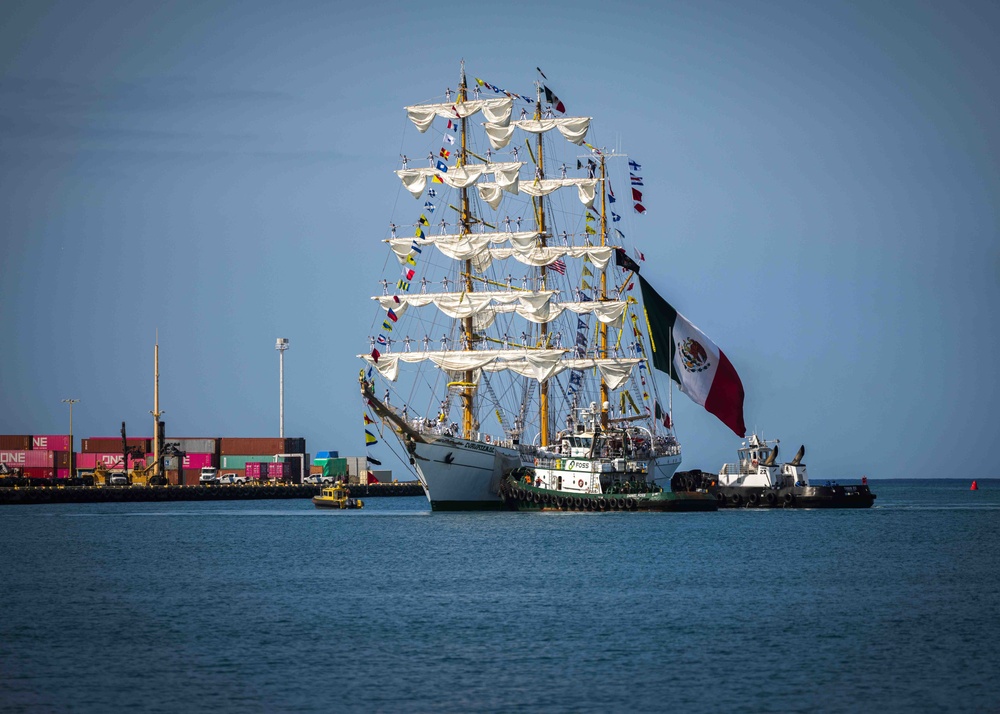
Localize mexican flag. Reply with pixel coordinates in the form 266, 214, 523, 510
638, 275, 746, 437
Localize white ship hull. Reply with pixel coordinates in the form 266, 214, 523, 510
411, 434, 521, 510
651, 453, 683, 485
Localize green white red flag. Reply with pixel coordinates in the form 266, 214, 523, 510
638, 275, 746, 437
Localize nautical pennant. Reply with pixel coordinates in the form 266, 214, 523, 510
634, 203, 646, 214
402, 267, 415, 280
608, 184, 616, 203
382, 320, 394, 331
436, 160, 449, 173
632, 188, 643, 202
424, 202, 436, 213
366, 455, 382, 466
364, 413, 374, 425
630, 173, 643, 186
365, 430, 378, 445
629, 160, 641, 171
612, 211, 621, 222
386, 308, 398, 322
439, 148, 450, 160
419, 214, 430, 226
370, 348, 380, 363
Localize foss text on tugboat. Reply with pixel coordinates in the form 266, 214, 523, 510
498, 402, 717, 512
671, 434, 876, 508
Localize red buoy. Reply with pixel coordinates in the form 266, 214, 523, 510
971, 480, 979, 491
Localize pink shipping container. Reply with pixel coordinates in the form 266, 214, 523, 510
57, 469, 69, 479
32, 435, 70, 451
245, 462, 266, 478
1, 450, 55, 467
75, 453, 146, 470
144, 453, 213, 469
268, 462, 291, 478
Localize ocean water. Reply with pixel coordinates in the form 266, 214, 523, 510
1, 479, 998, 713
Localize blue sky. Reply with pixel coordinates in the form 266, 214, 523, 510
1, 0, 997, 479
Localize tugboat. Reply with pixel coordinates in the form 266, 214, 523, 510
498, 402, 716, 512
671, 434, 876, 508
312, 481, 364, 510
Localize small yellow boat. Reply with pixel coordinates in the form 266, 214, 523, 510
312, 481, 364, 509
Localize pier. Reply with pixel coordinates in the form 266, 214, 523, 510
0, 482, 424, 505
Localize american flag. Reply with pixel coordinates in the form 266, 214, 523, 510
549, 258, 566, 275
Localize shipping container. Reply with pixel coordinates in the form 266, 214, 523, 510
315, 450, 338, 459
0, 435, 32, 450
23, 467, 55, 479
32, 435, 70, 451
57, 469, 69, 479
54, 451, 70, 468
160, 438, 217, 454
1, 450, 54, 468
151, 453, 213, 470
245, 462, 266, 478
219, 437, 306, 455
268, 462, 291, 478
82, 437, 152, 454
75, 453, 146, 470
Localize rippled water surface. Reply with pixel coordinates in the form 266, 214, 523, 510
2, 479, 998, 712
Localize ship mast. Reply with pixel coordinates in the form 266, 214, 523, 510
459, 62, 475, 439
598, 155, 609, 429
534, 83, 550, 447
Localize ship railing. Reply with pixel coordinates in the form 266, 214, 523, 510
721, 463, 741, 476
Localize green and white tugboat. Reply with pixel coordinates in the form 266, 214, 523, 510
498, 401, 717, 512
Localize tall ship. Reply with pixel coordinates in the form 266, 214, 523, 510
360, 64, 746, 510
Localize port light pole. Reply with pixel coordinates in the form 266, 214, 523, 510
276, 338, 289, 439
62, 398, 79, 480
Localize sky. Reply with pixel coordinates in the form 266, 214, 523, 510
1, 0, 997, 479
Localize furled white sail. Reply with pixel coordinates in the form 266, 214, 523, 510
396, 162, 522, 199
375, 291, 557, 321
386, 233, 613, 272
483, 117, 591, 150
405, 98, 513, 133
478, 178, 597, 210
359, 348, 640, 388
374, 291, 627, 328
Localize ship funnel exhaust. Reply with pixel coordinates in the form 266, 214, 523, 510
763, 444, 778, 466
790, 445, 805, 466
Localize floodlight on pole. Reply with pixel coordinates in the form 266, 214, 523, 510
276, 338, 289, 439
62, 398, 79, 479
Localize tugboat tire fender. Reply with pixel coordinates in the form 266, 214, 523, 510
715, 492, 726, 504
626, 498, 637, 510
748, 493, 760, 506
783, 492, 794, 505
729, 494, 742, 506
765, 492, 777, 506
574, 497, 583, 509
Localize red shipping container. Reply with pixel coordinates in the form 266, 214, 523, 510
82, 438, 152, 454
219, 437, 305, 455
1, 450, 55, 467
0, 435, 32, 450
23, 467, 55, 479
57, 469, 69, 479
181, 469, 201, 486
32, 435, 70, 451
